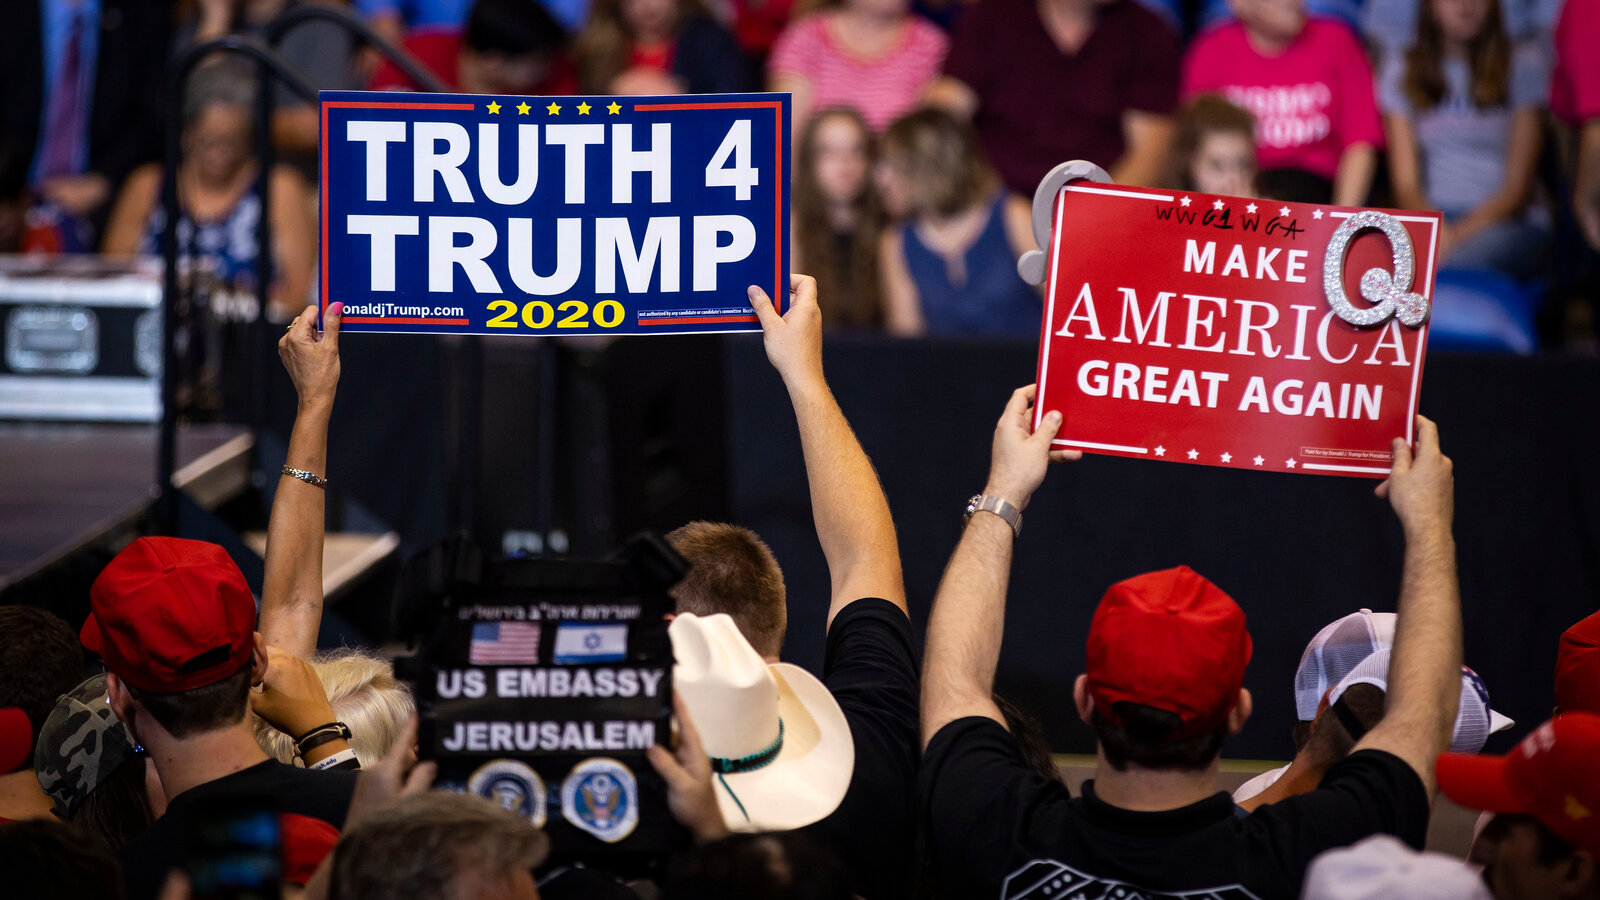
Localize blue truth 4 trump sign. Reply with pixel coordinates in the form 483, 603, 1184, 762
319, 91, 791, 335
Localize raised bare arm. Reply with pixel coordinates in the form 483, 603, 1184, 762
259, 303, 341, 658
1352, 415, 1461, 795
920, 385, 1076, 748
749, 275, 906, 625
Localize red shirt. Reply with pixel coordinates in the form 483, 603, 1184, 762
769, 14, 948, 132
1551, 0, 1600, 126
944, 0, 1180, 196
368, 33, 579, 96
731, 0, 797, 55
630, 41, 677, 74
369, 31, 463, 91
1183, 19, 1384, 180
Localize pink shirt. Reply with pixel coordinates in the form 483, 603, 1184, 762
769, 14, 949, 132
1182, 18, 1383, 179
1551, 0, 1600, 126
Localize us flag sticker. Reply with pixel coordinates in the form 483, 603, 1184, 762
469, 621, 542, 665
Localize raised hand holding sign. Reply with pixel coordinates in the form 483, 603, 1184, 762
1028, 164, 1442, 478
320, 92, 790, 336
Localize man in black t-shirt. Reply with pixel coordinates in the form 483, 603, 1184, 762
665, 277, 918, 900
86, 537, 359, 900
919, 387, 1463, 900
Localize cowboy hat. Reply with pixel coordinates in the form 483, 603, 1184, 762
670, 613, 854, 832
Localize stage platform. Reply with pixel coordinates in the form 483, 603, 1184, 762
0, 423, 253, 591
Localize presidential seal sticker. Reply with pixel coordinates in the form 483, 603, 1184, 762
468, 759, 548, 829
561, 757, 639, 843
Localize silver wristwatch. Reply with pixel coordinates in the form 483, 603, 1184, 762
964, 494, 1022, 537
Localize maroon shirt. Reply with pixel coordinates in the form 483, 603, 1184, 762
944, 0, 1181, 195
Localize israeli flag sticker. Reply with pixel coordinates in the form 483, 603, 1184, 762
554, 623, 628, 664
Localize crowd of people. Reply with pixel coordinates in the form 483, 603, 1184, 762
1, 273, 1598, 900
1, 3, 1599, 899
0, 0, 1596, 341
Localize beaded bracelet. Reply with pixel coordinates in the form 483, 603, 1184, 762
282, 466, 328, 488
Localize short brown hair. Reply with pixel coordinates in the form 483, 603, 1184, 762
125, 660, 252, 740
666, 522, 787, 657
1172, 94, 1256, 189
0, 605, 83, 769
0, 818, 126, 900
880, 109, 997, 218
1298, 683, 1386, 765
329, 792, 549, 900
1092, 703, 1230, 772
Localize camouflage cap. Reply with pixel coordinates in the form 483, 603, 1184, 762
34, 674, 140, 818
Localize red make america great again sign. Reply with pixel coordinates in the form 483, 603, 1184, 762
1033, 183, 1441, 478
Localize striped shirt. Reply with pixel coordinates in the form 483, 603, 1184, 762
769, 14, 949, 132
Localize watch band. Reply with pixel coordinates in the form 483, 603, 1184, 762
965, 494, 1023, 537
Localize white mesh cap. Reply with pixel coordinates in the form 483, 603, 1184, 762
1303, 835, 1492, 900
1328, 648, 1516, 753
1293, 609, 1398, 721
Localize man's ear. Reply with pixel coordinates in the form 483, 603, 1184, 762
1313, 686, 1334, 721
1228, 688, 1254, 736
250, 633, 268, 686
1074, 674, 1094, 725
1556, 850, 1595, 897
106, 673, 135, 726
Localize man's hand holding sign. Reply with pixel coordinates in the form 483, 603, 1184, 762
320, 91, 789, 335
1027, 169, 1442, 477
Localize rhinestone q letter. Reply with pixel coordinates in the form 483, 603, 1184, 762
1321, 211, 1430, 328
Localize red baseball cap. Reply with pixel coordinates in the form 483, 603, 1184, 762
0, 707, 30, 775
1555, 611, 1600, 715
1437, 712, 1600, 856
280, 813, 340, 885
87, 537, 258, 693
1086, 566, 1252, 740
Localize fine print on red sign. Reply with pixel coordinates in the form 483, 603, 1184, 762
1030, 178, 1442, 479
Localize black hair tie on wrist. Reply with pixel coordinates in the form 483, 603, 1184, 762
295, 721, 352, 756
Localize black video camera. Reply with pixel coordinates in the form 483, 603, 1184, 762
395, 534, 688, 879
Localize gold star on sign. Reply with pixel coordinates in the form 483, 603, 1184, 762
546, 102, 561, 115
486, 101, 502, 114
577, 101, 592, 115
516, 102, 531, 115
607, 102, 622, 115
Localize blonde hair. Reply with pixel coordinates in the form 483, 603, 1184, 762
880, 108, 998, 218
254, 649, 414, 767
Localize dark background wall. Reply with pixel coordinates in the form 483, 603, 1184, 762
245, 334, 1600, 759
11, 327, 1592, 761
719, 337, 1600, 759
